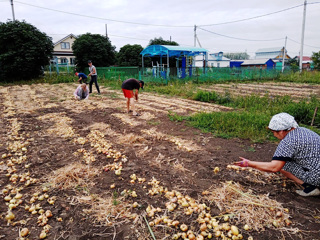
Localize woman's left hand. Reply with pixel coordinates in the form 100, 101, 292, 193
234, 157, 250, 167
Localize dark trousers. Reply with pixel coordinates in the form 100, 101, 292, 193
89, 75, 100, 93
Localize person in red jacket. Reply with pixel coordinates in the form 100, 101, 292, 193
121, 78, 144, 116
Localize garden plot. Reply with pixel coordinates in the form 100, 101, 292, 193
0, 83, 319, 240
202, 82, 320, 99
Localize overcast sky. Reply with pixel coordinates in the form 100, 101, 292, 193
1, 0, 320, 58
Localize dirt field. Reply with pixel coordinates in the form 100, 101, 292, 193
200, 82, 320, 100
0, 83, 319, 240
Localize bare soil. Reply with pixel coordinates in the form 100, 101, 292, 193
0, 83, 319, 240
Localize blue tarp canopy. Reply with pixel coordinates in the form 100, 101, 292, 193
140, 45, 208, 57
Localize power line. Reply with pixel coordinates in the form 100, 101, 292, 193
287, 37, 320, 49
198, 27, 284, 42
12, 1, 318, 28
198, 4, 304, 27
14, 1, 191, 28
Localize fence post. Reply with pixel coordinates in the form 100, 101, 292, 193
311, 107, 318, 126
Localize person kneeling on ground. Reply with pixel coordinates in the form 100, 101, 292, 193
75, 72, 88, 84
234, 112, 320, 197
74, 83, 89, 100
121, 78, 144, 116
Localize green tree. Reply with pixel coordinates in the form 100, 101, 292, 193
288, 58, 299, 72
0, 20, 53, 81
72, 33, 116, 70
117, 44, 144, 66
148, 37, 179, 46
311, 51, 320, 70
145, 37, 179, 68
224, 52, 250, 60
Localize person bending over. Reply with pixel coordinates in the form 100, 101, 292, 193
121, 78, 144, 116
75, 72, 88, 84
74, 83, 89, 100
234, 112, 320, 197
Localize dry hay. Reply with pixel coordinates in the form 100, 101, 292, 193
118, 133, 146, 145
76, 194, 132, 226
203, 181, 292, 231
37, 113, 78, 139
47, 162, 99, 190
85, 122, 120, 138
142, 128, 202, 152
112, 113, 141, 126
139, 112, 156, 120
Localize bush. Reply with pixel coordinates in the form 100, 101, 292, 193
0, 20, 53, 81
72, 33, 116, 71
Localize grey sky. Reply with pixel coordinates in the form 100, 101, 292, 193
1, 0, 320, 58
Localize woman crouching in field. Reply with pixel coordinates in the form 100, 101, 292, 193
235, 112, 320, 197
74, 83, 89, 100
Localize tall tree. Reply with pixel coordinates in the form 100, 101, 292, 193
148, 37, 179, 46
146, 37, 179, 67
117, 44, 144, 66
311, 51, 320, 70
0, 20, 53, 81
72, 33, 116, 70
224, 52, 250, 60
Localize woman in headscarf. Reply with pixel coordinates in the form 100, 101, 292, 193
234, 113, 320, 197
74, 83, 89, 100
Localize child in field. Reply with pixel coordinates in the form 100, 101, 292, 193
75, 72, 88, 84
234, 113, 320, 197
74, 83, 89, 100
121, 78, 144, 116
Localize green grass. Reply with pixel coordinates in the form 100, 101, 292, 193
185, 93, 320, 142
277, 71, 320, 84
187, 111, 275, 142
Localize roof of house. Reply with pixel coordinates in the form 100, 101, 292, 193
256, 47, 283, 53
293, 56, 312, 63
209, 54, 230, 61
241, 59, 274, 65
140, 45, 208, 57
54, 34, 78, 46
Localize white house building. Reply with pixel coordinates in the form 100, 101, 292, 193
195, 52, 230, 68
52, 34, 77, 65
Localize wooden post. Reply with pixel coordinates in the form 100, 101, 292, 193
311, 106, 318, 126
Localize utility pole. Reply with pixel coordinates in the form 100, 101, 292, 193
194, 25, 197, 47
299, 0, 307, 73
105, 24, 108, 38
10, 0, 15, 21
282, 36, 287, 73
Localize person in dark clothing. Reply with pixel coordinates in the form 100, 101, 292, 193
75, 72, 88, 84
234, 113, 320, 197
88, 60, 100, 94
121, 78, 144, 116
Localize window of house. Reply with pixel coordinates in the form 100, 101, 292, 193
61, 42, 70, 49
60, 58, 67, 64
70, 58, 75, 65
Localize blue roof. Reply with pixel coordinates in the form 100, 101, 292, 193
140, 45, 208, 57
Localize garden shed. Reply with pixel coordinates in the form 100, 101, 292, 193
140, 45, 208, 78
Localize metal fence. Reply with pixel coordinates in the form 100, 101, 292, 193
43, 65, 288, 84
81, 66, 283, 84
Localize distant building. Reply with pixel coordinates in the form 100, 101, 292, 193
255, 47, 291, 61
52, 34, 77, 65
230, 60, 244, 68
194, 52, 230, 67
241, 59, 275, 69
293, 56, 313, 70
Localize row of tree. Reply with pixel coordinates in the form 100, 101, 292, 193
1, 20, 320, 81
0, 20, 179, 80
